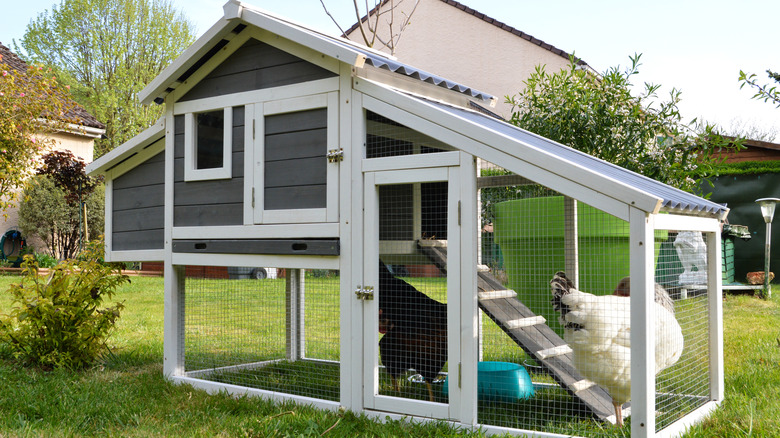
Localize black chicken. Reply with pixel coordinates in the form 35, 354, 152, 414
378, 261, 448, 402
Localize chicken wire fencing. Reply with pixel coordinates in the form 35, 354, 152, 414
376, 181, 451, 404
476, 170, 713, 436
182, 265, 340, 402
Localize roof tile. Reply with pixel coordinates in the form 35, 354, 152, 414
0, 42, 104, 130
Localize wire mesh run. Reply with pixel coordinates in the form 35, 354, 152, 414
476, 167, 713, 436
183, 266, 340, 402
377, 181, 450, 404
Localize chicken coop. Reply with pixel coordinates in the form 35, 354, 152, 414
87, 2, 725, 436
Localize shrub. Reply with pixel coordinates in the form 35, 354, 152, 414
18, 174, 104, 260
33, 252, 58, 268
0, 238, 128, 369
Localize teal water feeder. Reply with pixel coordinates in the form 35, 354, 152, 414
443, 361, 534, 401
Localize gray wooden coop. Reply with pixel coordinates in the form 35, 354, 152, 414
87, 2, 726, 436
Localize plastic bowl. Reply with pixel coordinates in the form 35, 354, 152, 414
442, 361, 534, 401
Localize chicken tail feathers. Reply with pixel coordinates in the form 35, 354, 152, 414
550, 271, 575, 318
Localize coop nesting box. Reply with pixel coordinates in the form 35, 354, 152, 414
86, 1, 727, 437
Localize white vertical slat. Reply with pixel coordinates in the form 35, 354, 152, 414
362, 171, 379, 410
338, 65, 358, 410
446, 166, 463, 421
286, 268, 301, 361
326, 90, 340, 223
563, 196, 579, 288
630, 207, 655, 437
163, 100, 183, 377
706, 230, 725, 402
243, 103, 256, 225
457, 153, 478, 426
103, 178, 113, 261
252, 103, 265, 224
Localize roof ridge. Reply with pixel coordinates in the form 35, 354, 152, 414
437, 0, 589, 68
341, 0, 590, 68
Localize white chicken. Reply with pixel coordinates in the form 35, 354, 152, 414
549, 272, 684, 426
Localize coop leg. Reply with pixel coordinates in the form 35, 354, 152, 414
286, 268, 305, 361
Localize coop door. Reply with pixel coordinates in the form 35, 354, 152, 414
363, 167, 461, 419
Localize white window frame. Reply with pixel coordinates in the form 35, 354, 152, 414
253, 91, 339, 224
184, 107, 233, 181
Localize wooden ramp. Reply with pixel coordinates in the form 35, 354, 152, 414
417, 240, 619, 423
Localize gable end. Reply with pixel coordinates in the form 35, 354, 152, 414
178, 38, 337, 102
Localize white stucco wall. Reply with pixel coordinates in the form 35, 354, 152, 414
346, 0, 576, 118
2, 131, 96, 255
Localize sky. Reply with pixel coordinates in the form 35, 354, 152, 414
2, 0, 779, 141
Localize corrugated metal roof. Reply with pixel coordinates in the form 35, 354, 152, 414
314, 30, 495, 101
414, 95, 728, 217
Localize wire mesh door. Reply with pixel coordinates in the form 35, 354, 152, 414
363, 168, 460, 420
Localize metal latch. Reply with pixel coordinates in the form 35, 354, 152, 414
355, 285, 374, 300
327, 148, 344, 163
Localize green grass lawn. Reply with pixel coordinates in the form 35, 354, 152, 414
0, 274, 778, 437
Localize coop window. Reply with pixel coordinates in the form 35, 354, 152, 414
184, 107, 233, 181
365, 111, 451, 158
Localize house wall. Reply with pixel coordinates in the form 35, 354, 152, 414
2, 131, 96, 253
112, 148, 165, 251
345, 0, 574, 118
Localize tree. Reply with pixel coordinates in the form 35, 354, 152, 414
0, 52, 79, 217
18, 151, 104, 260
15, 0, 196, 157
739, 69, 780, 108
320, 0, 419, 55
507, 54, 740, 194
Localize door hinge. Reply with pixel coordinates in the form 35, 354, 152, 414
252, 119, 256, 139
327, 148, 344, 163
458, 201, 461, 226
251, 187, 255, 208
354, 285, 374, 300
458, 362, 462, 388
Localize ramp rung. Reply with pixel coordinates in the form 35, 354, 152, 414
506, 315, 546, 329
571, 379, 597, 393
478, 290, 517, 300
536, 344, 573, 360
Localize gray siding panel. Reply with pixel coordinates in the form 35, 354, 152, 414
265, 156, 326, 188
265, 129, 326, 160
112, 151, 165, 251
263, 108, 328, 211
179, 39, 336, 102
174, 204, 244, 226
265, 108, 327, 135
113, 230, 164, 251
265, 185, 327, 210
113, 206, 165, 233
112, 184, 165, 211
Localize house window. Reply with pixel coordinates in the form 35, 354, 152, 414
185, 107, 233, 181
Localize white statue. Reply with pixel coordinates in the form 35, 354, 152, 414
674, 231, 708, 285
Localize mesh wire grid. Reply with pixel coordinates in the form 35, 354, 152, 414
368, 109, 452, 402
477, 170, 712, 436
183, 266, 340, 402
377, 181, 451, 403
